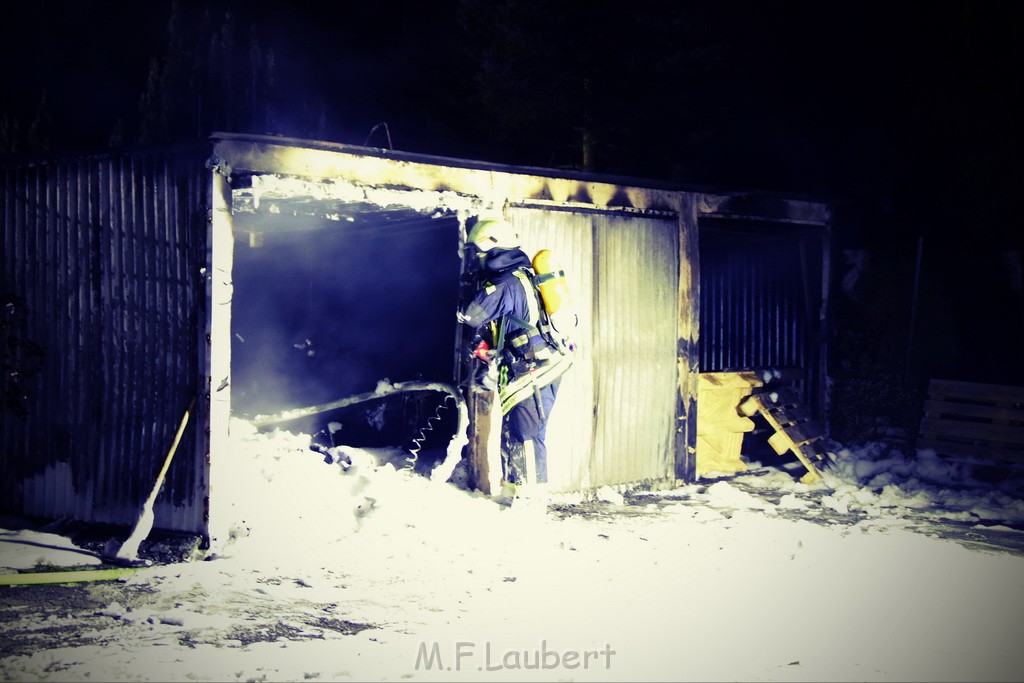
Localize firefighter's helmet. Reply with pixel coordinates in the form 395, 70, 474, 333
467, 216, 518, 251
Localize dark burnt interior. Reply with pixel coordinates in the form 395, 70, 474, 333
229, 188, 462, 455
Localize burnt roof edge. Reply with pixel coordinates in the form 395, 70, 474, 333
209, 132, 831, 223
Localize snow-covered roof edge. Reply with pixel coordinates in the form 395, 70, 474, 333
209, 132, 831, 223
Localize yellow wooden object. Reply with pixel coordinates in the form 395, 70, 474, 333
767, 430, 791, 455
738, 388, 832, 484
696, 372, 763, 477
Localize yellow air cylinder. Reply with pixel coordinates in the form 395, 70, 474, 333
532, 249, 569, 315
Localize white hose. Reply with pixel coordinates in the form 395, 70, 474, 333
251, 380, 468, 483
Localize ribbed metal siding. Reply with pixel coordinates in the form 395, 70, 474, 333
505, 209, 679, 490
1, 149, 209, 533
509, 208, 594, 490
591, 214, 679, 487
697, 222, 824, 400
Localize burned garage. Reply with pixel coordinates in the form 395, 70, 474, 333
1, 132, 833, 548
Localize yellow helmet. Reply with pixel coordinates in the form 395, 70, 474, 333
467, 216, 519, 251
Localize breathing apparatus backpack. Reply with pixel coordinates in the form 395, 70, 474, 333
466, 246, 577, 383
530, 249, 577, 354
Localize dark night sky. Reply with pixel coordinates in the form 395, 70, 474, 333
0, 2, 457, 149
1, 0, 1022, 251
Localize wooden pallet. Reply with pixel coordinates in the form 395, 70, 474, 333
739, 388, 837, 484
918, 379, 1024, 463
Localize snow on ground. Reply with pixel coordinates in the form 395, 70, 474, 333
0, 529, 102, 571
2, 419, 1024, 682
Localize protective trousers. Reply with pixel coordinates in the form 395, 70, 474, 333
502, 377, 561, 485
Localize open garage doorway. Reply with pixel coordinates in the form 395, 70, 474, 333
229, 199, 464, 473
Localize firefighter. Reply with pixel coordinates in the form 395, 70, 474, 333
458, 216, 573, 498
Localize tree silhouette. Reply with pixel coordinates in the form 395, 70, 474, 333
132, 2, 326, 146
455, 0, 728, 175
0, 90, 52, 154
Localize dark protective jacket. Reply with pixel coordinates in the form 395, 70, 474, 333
461, 248, 572, 413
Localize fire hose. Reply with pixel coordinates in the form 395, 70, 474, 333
249, 380, 468, 483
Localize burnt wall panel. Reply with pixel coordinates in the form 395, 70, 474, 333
1, 148, 209, 533
508, 208, 595, 491
591, 214, 679, 487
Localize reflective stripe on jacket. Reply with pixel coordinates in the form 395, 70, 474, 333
499, 351, 572, 415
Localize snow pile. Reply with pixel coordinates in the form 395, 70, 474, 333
828, 442, 1024, 524
208, 418, 500, 569
702, 480, 775, 511
2, 423, 1024, 681
735, 440, 1024, 526
0, 528, 102, 570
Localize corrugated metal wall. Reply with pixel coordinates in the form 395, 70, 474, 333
510, 208, 679, 490
1, 148, 210, 533
510, 208, 594, 490
591, 213, 679, 486
697, 220, 825, 403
